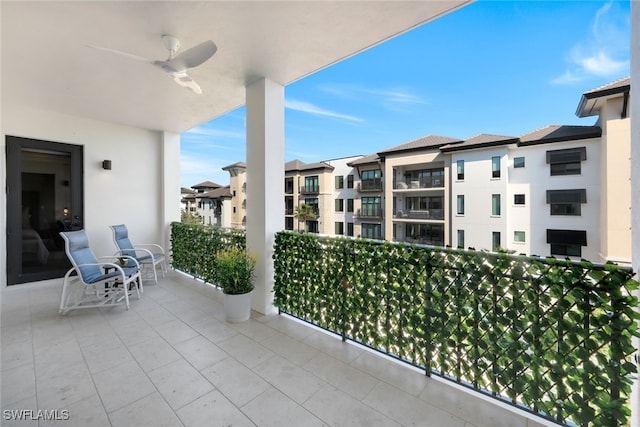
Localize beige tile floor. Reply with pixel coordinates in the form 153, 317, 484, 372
1, 271, 555, 427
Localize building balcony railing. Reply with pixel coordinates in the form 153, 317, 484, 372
170, 223, 640, 427
393, 209, 444, 220
300, 185, 320, 195
285, 208, 294, 215
357, 178, 383, 192
355, 207, 383, 219
394, 177, 444, 190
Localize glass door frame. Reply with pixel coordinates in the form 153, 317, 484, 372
6, 136, 84, 285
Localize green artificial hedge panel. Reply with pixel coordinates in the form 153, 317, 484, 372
170, 222, 246, 284
272, 231, 639, 427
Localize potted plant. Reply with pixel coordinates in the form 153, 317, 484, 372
216, 247, 256, 322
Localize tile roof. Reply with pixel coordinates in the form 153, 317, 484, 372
576, 76, 630, 117
348, 153, 380, 166
191, 180, 222, 189
285, 159, 334, 172
181, 187, 196, 194
582, 76, 630, 96
221, 161, 247, 170
199, 186, 232, 198
440, 133, 518, 152
518, 125, 601, 146
377, 134, 462, 156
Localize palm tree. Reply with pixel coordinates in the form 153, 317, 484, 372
294, 203, 317, 232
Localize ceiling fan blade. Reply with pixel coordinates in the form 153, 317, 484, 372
87, 45, 152, 64
170, 40, 217, 69
172, 71, 203, 95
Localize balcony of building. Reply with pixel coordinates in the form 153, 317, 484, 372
3, 2, 639, 426
355, 206, 383, 219
300, 186, 320, 195
357, 178, 383, 193
1, 269, 559, 427
393, 209, 445, 221
393, 176, 444, 190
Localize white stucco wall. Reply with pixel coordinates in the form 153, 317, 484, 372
449, 140, 601, 261
629, 3, 639, 425
326, 156, 361, 236
450, 147, 509, 252
1, 104, 174, 286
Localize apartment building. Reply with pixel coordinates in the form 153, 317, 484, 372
180, 180, 233, 227
378, 135, 462, 246
348, 154, 384, 239
222, 162, 247, 228
187, 77, 631, 263
441, 134, 518, 252
284, 159, 335, 233
324, 156, 361, 238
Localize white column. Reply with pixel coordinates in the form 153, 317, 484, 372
161, 131, 181, 251
246, 77, 284, 315
630, 2, 639, 425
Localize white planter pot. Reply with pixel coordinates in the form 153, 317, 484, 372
224, 292, 252, 322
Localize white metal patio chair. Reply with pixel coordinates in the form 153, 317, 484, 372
59, 230, 141, 315
110, 224, 167, 284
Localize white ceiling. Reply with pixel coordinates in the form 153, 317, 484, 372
1, 1, 471, 133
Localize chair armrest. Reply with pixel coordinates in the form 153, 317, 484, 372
134, 244, 165, 255
98, 255, 140, 269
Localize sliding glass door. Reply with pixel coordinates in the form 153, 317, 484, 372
6, 136, 84, 285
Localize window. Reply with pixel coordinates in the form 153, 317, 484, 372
405, 223, 444, 246
457, 230, 464, 249
547, 189, 586, 216
514, 157, 525, 168
492, 156, 501, 178
547, 229, 587, 257
304, 176, 319, 193
492, 194, 501, 216
305, 198, 319, 215
457, 195, 465, 215
361, 196, 382, 217
335, 199, 344, 212
335, 222, 344, 235
404, 168, 444, 188
361, 223, 382, 240
233, 190, 236, 197
347, 198, 354, 213
514, 231, 526, 243
285, 217, 294, 231
547, 147, 586, 176
347, 175, 354, 188
492, 232, 501, 251
457, 160, 464, 180
514, 194, 525, 205
361, 169, 381, 179
335, 175, 344, 189
551, 244, 582, 257
233, 207, 236, 213
347, 222, 354, 236
306, 221, 319, 233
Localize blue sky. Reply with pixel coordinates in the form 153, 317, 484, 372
180, 0, 630, 189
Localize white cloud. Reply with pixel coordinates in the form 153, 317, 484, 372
552, 1, 629, 85
285, 99, 364, 123
578, 50, 628, 77
364, 88, 427, 106
320, 83, 427, 109
183, 124, 244, 140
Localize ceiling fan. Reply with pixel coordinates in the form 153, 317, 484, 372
89, 35, 217, 95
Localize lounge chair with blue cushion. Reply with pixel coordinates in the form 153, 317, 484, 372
59, 230, 141, 315
110, 224, 167, 284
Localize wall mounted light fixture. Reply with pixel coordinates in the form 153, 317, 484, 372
102, 160, 112, 170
